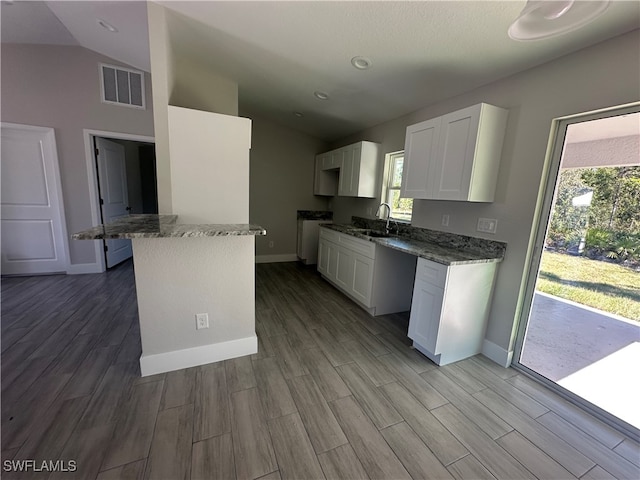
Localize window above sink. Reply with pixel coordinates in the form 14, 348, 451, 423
382, 151, 413, 223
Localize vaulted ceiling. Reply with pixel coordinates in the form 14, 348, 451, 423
2, 1, 638, 141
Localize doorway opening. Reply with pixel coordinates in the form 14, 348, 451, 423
514, 105, 640, 439
83, 130, 156, 272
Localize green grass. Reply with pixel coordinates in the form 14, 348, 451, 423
536, 251, 640, 321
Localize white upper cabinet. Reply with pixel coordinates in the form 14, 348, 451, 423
314, 153, 338, 196
330, 150, 342, 169
400, 117, 441, 199
401, 103, 508, 202
314, 141, 380, 198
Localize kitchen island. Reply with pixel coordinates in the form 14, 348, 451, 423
74, 214, 266, 376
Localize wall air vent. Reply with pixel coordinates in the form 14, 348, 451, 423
99, 63, 145, 109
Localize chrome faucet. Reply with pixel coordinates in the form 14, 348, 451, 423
376, 202, 392, 234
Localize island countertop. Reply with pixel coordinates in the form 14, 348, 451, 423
72, 214, 267, 240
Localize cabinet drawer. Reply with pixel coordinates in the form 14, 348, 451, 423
320, 228, 375, 259
416, 257, 448, 287
336, 232, 375, 259
319, 227, 340, 244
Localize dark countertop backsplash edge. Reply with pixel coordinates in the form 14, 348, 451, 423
351, 216, 507, 259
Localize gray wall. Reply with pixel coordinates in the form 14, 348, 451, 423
245, 112, 330, 257
1, 44, 155, 266
329, 30, 640, 359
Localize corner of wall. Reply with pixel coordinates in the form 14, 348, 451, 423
481, 338, 514, 367
147, 2, 173, 214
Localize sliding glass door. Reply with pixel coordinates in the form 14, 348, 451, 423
514, 105, 640, 438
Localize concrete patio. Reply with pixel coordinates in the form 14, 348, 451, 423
520, 292, 640, 429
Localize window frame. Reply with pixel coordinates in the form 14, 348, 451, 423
382, 151, 412, 223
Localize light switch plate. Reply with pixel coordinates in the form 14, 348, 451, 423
477, 218, 498, 234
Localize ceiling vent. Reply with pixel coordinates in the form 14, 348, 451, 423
99, 63, 145, 109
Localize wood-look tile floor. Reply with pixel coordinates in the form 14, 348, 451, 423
2, 261, 639, 479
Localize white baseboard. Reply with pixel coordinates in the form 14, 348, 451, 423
255, 254, 298, 264
139, 335, 258, 376
67, 263, 104, 275
481, 339, 514, 368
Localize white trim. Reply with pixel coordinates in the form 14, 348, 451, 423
139, 335, 258, 376
66, 263, 104, 275
1, 122, 70, 274
482, 339, 513, 368
255, 254, 298, 264
82, 129, 155, 273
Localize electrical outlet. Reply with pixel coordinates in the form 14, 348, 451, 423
195, 313, 209, 330
441, 214, 450, 227
268, 241, 274, 248
477, 217, 498, 234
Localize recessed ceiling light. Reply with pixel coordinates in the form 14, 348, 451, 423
314, 91, 329, 100
351, 56, 372, 70
293, 111, 304, 118
97, 19, 118, 33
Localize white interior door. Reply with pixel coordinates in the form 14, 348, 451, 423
1, 124, 69, 275
95, 137, 132, 268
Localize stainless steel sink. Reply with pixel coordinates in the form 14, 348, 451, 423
366, 230, 391, 238
353, 229, 391, 238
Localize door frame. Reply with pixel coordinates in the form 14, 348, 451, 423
512, 101, 640, 440
1, 122, 70, 274
82, 129, 154, 273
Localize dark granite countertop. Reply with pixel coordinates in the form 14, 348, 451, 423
321, 221, 505, 266
297, 210, 333, 221
72, 214, 267, 240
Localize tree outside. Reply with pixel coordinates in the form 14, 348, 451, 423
539, 165, 640, 321
546, 166, 640, 266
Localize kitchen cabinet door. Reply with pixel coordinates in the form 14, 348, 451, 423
407, 278, 444, 354
327, 243, 339, 281
317, 239, 330, 275
350, 252, 374, 307
430, 104, 481, 201
319, 154, 329, 170
300, 220, 331, 265
338, 145, 360, 197
334, 246, 353, 291
400, 117, 441, 199
330, 149, 343, 169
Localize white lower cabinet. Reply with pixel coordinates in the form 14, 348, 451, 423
334, 247, 354, 293
317, 239, 330, 275
351, 253, 374, 305
297, 219, 332, 265
408, 279, 444, 354
318, 227, 415, 315
408, 257, 498, 366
